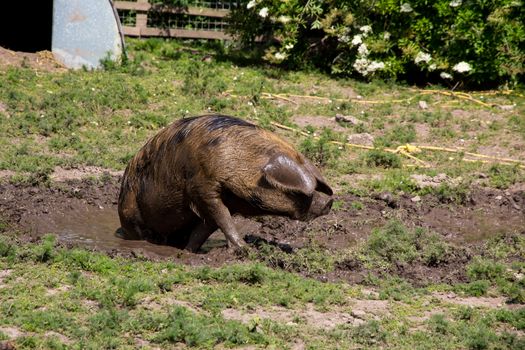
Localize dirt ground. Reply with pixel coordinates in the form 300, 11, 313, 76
0, 42, 524, 290
0, 47, 65, 72
1, 172, 524, 286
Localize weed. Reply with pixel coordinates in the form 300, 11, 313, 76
361, 169, 419, 194
486, 234, 525, 259
299, 128, 342, 167
253, 244, 335, 275
431, 126, 457, 140
359, 221, 450, 268
431, 182, 471, 204
363, 149, 402, 168
428, 314, 450, 334
375, 124, 416, 148
350, 320, 387, 346
500, 279, 525, 304
494, 308, 525, 331
33, 235, 57, 263
488, 164, 522, 189
467, 258, 507, 282
455, 280, 490, 297
454, 306, 475, 321
155, 306, 267, 348
0, 235, 16, 260
466, 325, 496, 350
366, 221, 419, 264
350, 201, 363, 210
465, 257, 525, 302
331, 199, 345, 211
509, 114, 525, 139
376, 276, 417, 301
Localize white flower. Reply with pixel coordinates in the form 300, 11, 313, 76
453, 61, 471, 73
429, 63, 437, 71
277, 15, 291, 24
383, 32, 391, 40
440, 72, 453, 79
247, 0, 257, 9
351, 34, 363, 46
339, 35, 350, 43
415, 52, 432, 64
285, 43, 294, 50
258, 7, 269, 18
449, 0, 462, 7
358, 43, 369, 56
368, 61, 385, 72
353, 58, 370, 75
274, 52, 287, 61
353, 58, 385, 76
401, 3, 413, 12
360, 25, 372, 35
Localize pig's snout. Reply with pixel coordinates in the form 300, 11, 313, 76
304, 192, 333, 220
320, 197, 333, 216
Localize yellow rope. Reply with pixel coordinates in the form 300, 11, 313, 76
228, 87, 523, 107
269, 121, 427, 165
268, 121, 525, 168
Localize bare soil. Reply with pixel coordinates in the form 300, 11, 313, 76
1, 175, 524, 286
0, 47, 65, 72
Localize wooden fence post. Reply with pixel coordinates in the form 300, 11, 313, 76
136, 0, 149, 36
113, 0, 232, 40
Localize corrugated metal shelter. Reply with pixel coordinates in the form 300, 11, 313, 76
0, 0, 124, 69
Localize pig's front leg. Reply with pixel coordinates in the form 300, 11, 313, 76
189, 184, 245, 249
202, 197, 245, 249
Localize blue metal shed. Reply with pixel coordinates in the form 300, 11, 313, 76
0, 0, 124, 69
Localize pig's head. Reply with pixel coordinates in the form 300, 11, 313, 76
257, 153, 333, 221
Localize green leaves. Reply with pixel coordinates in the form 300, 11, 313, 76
230, 0, 525, 86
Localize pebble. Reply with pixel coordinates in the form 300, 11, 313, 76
418, 100, 429, 109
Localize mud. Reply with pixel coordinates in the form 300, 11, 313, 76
1, 177, 524, 284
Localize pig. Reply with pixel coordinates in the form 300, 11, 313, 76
118, 114, 333, 252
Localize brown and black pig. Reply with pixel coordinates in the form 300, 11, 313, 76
118, 115, 333, 252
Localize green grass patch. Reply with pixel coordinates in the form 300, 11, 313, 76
353, 220, 451, 269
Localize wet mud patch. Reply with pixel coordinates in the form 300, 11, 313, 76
1, 178, 524, 285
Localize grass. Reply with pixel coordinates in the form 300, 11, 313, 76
0, 38, 524, 348
0, 37, 523, 191
1, 234, 524, 349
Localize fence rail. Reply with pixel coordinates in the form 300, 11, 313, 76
113, 0, 233, 40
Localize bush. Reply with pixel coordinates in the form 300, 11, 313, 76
299, 128, 342, 167
466, 257, 507, 282
363, 149, 402, 168
229, 0, 525, 86
363, 220, 450, 267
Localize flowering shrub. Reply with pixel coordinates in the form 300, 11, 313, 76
228, 0, 525, 86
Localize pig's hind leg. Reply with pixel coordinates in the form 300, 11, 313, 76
117, 189, 145, 240
185, 222, 218, 252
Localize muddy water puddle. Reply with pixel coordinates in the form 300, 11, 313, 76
2, 180, 524, 264
16, 196, 525, 255
23, 205, 187, 258
420, 206, 525, 243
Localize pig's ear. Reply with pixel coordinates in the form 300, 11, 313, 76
262, 154, 316, 195
303, 158, 334, 196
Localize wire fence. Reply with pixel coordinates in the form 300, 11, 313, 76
114, 0, 236, 39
